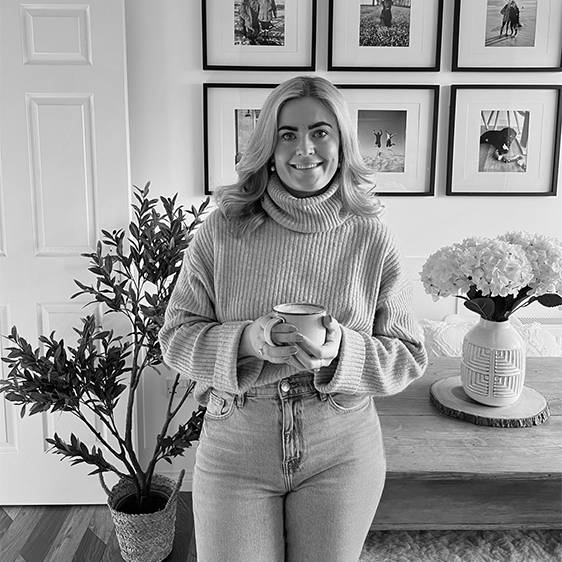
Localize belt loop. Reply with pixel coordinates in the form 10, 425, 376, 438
235, 393, 246, 408
317, 391, 328, 402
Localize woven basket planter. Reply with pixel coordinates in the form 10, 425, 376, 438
104, 470, 185, 562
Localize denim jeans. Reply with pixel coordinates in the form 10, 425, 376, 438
192, 373, 386, 562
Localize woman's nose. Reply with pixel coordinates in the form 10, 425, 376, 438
296, 135, 315, 156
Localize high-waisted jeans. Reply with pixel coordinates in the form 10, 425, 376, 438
192, 373, 386, 562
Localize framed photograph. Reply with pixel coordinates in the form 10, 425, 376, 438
453, 0, 562, 71
202, 0, 317, 70
446, 85, 562, 196
338, 85, 439, 195
328, 0, 444, 71
204, 83, 275, 194
203, 83, 439, 195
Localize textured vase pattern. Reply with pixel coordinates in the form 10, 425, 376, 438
460, 318, 525, 406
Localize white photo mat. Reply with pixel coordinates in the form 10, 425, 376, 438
455, 0, 562, 68
203, 0, 314, 67
330, 0, 442, 68
340, 88, 436, 194
448, 87, 560, 194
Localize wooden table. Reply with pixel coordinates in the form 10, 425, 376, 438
372, 357, 562, 530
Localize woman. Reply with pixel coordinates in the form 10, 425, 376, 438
500, 1, 521, 37
159, 76, 427, 561
380, 0, 393, 27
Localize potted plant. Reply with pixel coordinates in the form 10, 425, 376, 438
0, 183, 210, 562
420, 231, 562, 406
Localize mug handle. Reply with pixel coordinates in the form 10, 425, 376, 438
263, 315, 285, 346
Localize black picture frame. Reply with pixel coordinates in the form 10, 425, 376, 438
203, 83, 277, 194
337, 84, 439, 195
446, 85, 562, 196
202, 0, 317, 71
328, 0, 444, 71
203, 82, 439, 196
452, 0, 562, 72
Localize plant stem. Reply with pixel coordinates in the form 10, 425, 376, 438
79, 396, 138, 477
71, 409, 129, 478
145, 376, 195, 485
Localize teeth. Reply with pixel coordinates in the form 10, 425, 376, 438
292, 163, 321, 170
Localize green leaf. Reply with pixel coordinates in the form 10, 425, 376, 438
464, 298, 495, 320
0, 182, 210, 490
466, 285, 481, 300
536, 294, 562, 307
29, 403, 49, 415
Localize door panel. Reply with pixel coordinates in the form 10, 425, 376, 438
0, 0, 130, 504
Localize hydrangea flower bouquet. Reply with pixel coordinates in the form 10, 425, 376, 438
420, 232, 562, 322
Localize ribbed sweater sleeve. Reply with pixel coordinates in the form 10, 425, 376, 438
313, 234, 428, 396
158, 215, 264, 395
159, 175, 427, 405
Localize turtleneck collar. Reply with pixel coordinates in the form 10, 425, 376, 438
261, 173, 349, 233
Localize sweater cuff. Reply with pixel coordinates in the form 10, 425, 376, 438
213, 321, 263, 393
314, 325, 366, 394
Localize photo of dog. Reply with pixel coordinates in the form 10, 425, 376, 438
480, 127, 516, 157
479, 110, 529, 172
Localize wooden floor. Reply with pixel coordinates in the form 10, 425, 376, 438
479, 143, 525, 173
0, 493, 197, 562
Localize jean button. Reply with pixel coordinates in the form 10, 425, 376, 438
280, 380, 291, 393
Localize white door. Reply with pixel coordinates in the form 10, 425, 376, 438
0, 0, 131, 504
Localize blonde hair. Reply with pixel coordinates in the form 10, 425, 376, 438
215, 76, 384, 234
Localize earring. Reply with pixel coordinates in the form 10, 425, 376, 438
270, 162, 275, 172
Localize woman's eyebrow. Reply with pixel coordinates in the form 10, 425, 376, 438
277, 122, 333, 132
308, 121, 333, 130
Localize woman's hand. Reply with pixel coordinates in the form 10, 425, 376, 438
238, 312, 302, 365
293, 314, 342, 371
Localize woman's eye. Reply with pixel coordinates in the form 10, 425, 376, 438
313, 129, 328, 138
280, 132, 296, 141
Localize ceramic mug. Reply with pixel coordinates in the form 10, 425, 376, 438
264, 303, 327, 347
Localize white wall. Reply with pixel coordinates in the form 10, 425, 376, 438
123, 0, 562, 486
124, 0, 562, 321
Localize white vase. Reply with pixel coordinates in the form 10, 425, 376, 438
460, 317, 526, 407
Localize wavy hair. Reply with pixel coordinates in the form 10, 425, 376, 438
215, 76, 384, 235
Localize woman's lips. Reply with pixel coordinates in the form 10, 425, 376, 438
289, 162, 323, 170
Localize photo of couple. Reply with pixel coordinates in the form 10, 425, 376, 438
485, 0, 537, 47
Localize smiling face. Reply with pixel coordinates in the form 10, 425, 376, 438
273, 97, 340, 196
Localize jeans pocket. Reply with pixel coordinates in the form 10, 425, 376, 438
327, 392, 372, 414
205, 389, 236, 421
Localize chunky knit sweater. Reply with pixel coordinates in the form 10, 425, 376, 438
159, 175, 427, 405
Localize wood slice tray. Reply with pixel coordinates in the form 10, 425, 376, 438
429, 375, 551, 427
